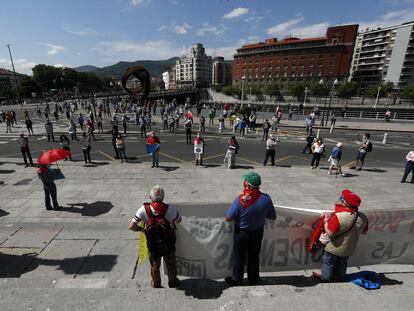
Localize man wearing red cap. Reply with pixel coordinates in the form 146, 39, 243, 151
313, 189, 368, 282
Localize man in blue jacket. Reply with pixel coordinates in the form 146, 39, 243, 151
225, 172, 276, 286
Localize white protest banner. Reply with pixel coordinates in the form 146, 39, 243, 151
172, 203, 414, 279
194, 143, 203, 155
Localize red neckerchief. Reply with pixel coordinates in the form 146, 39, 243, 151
146, 136, 160, 144
334, 203, 358, 214
239, 188, 262, 208
149, 202, 168, 217
37, 167, 48, 175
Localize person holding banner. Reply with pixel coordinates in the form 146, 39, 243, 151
225, 172, 276, 286
193, 132, 204, 166
313, 189, 368, 282
147, 131, 160, 168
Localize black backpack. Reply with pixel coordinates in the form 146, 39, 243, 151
366, 141, 373, 152
144, 203, 175, 256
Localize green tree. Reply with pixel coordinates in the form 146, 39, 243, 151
400, 84, 414, 100
309, 80, 329, 97
19, 76, 41, 98
337, 81, 359, 103
289, 83, 305, 99
366, 82, 394, 98
263, 83, 281, 100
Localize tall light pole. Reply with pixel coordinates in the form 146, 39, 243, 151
327, 78, 339, 126
6, 43, 21, 103
241, 76, 245, 108
319, 79, 325, 126
374, 86, 381, 109
303, 86, 308, 108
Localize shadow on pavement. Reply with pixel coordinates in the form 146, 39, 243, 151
0, 181, 5, 186
232, 165, 255, 169
0, 252, 118, 277
380, 273, 404, 286
178, 279, 227, 299
364, 168, 387, 173
83, 162, 110, 167
63, 201, 113, 216
0, 169, 15, 174
275, 164, 292, 168
0, 209, 9, 217
202, 164, 222, 168
159, 165, 180, 172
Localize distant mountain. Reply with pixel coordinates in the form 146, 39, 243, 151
74, 57, 179, 79
75, 65, 100, 72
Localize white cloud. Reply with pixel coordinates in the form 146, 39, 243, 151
0, 57, 37, 74
289, 22, 330, 37
266, 17, 304, 35
174, 23, 191, 34
169, 0, 180, 4
94, 40, 187, 61
157, 25, 167, 31
62, 23, 102, 36
357, 9, 414, 30
206, 46, 237, 60
247, 35, 260, 42
196, 23, 226, 36
54, 64, 71, 68
129, 0, 150, 7
223, 7, 249, 19
39, 43, 65, 55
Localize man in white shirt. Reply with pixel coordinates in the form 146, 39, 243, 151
128, 185, 181, 288
401, 149, 414, 184
263, 134, 277, 166
350, 133, 371, 171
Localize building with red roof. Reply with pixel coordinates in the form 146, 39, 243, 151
232, 24, 358, 89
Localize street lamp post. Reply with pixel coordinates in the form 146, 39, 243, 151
241, 76, 245, 108
374, 86, 381, 109
303, 86, 308, 108
327, 78, 339, 126
319, 79, 325, 126
6, 43, 21, 104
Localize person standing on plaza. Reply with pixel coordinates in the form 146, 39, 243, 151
168, 116, 175, 133
401, 148, 414, 184
69, 121, 77, 140
328, 143, 345, 176
111, 124, 120, 159
305, 115, 314, 135
80, 132, 92, 164
59, 134, 72, 161
262, 119, 270, 142
162, 113, 169, 131
122, 114, 128, 136
18, 133, 33, 167
249, 112, 257, 131
193, 132, 204, 166
45, 119, 55, 142
5, 111, 12, 133
116, 133, 127, 163
311, 138, 325, 169
78, 113, 84, 131
86, 119, 96, 141
128, 185, 181, 288
302, 131, 315, 154
218, 115, 225, 135
199, 114, 206, 133
239, 117, 247, 138
147, 131, 160, 168
330, 113, 337, 128
38, 164, 61, 210
208, 109, 215, 125
313, 189, 368, 282
185, 118, 192, 145
25, 116, 34, 136
140, 114, 147, 138
263, 134, 277, 166
225, 172, 276, 286
350, 133, 372, 171
96, 113, 103, 133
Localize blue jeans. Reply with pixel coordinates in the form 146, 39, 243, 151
152, 151, 159, 167
321, 251, 348, 281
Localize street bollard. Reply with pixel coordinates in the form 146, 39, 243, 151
382, 133, 388, 144
316, 129, 320, 139
330, 124, 334, 134
276, 129, 280, 142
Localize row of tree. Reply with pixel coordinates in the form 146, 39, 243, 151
1, 65, 119, 101
215, 80, 414, 101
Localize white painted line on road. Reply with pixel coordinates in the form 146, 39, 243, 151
10, 138, 18, 141
0, 141, 8, 144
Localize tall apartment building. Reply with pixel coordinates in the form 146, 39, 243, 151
232, 25, 358, 90
212, 57, 232, 86
349, 21, 414, 88
176, 43, 212, 88
162, 65, 176, 90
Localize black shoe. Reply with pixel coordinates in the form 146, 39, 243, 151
401, 180, 405, 183
25, 164, 28, 168
248, 278, 260, 286
349, 166, 356, 170
151, 165, 155, 168
356, 168, 362, 171
54, 206, 62, 211
168, 278, 180, 288
46, 207, 53, 210
156, 165, 159, 168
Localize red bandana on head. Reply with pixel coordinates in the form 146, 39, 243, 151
239, 188, 262, 208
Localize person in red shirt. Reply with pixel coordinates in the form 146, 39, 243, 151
313, 189, 368, 282
146, 131, 160, 168
193, 132, 204, 166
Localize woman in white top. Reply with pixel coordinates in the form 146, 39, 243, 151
311, 138, 325, 169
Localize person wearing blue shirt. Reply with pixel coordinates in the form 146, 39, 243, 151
328, 143, 345, 176
225, 172, 276, 286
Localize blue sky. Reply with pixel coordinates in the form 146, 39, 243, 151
1, 0, 414, 74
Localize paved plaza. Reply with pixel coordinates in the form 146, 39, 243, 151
0, 155, 413, 310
